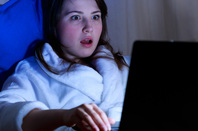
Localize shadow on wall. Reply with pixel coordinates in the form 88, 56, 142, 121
105, 0, 198, 56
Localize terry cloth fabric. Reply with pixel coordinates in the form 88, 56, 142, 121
0, 43, 130, 131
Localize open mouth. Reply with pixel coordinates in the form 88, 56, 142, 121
80, 38, 93, 47
81, 39, 93, 44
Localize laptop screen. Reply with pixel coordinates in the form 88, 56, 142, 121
119, 41, 198, 131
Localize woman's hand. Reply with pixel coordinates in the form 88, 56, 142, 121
63, 103, 115, 131
22, 103, 115, 131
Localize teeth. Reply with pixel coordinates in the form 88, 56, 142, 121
81, 39, 92, 44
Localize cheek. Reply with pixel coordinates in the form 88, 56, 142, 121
95, 24, 103, 37
58, 24, 80, 44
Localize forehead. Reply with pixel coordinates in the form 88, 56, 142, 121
62, 0, 100, 13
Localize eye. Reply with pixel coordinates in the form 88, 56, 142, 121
92, 15, 100, 20
71, 15, 81, 20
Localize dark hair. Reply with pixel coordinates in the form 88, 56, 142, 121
36, 0, 128, 74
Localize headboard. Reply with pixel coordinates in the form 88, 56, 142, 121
0, 0, 44, 89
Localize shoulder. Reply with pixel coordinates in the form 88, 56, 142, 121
2, 56, 49, 90
14, 56, 41, 74
1, 56, 40, 90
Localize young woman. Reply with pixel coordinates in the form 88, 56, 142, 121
0, 0, 130, 130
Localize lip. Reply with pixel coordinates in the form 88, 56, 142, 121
80, 37, 93, 48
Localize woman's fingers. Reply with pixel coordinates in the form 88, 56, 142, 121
76, 106, 100, 131
90, 103, 111, 130
108, 117, 116, 125
78, 103, 111, 131
74, 120, 95, 131
68, 103, 111, 131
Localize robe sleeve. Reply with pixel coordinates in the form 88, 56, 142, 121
0, 59, 49, 131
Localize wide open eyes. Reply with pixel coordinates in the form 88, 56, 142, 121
70, 14, 101, 21
92, 15, 100, 20
71, 15, 81, 21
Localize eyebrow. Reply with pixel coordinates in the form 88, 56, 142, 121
65, 10, 101, 15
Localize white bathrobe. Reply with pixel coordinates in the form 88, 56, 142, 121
0, 43, 130, 131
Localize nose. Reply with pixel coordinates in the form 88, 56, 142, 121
82, 19, 93, 33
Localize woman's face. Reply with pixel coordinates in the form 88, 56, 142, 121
57, 0, 102, 61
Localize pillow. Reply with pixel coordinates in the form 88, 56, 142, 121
0, 0, 44, 89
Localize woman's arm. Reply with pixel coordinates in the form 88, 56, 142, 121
22, 108, 65, 131
22, 103, 115, 131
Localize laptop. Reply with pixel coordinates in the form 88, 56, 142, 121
118, 40, 198, 131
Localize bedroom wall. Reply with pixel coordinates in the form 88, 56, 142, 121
105, 0, 198, 55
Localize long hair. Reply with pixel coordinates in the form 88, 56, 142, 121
36, 0, 128, 74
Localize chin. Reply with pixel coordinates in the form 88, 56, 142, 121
80, 52, 94, 58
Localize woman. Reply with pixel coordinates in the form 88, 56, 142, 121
0, 0, 129, 130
